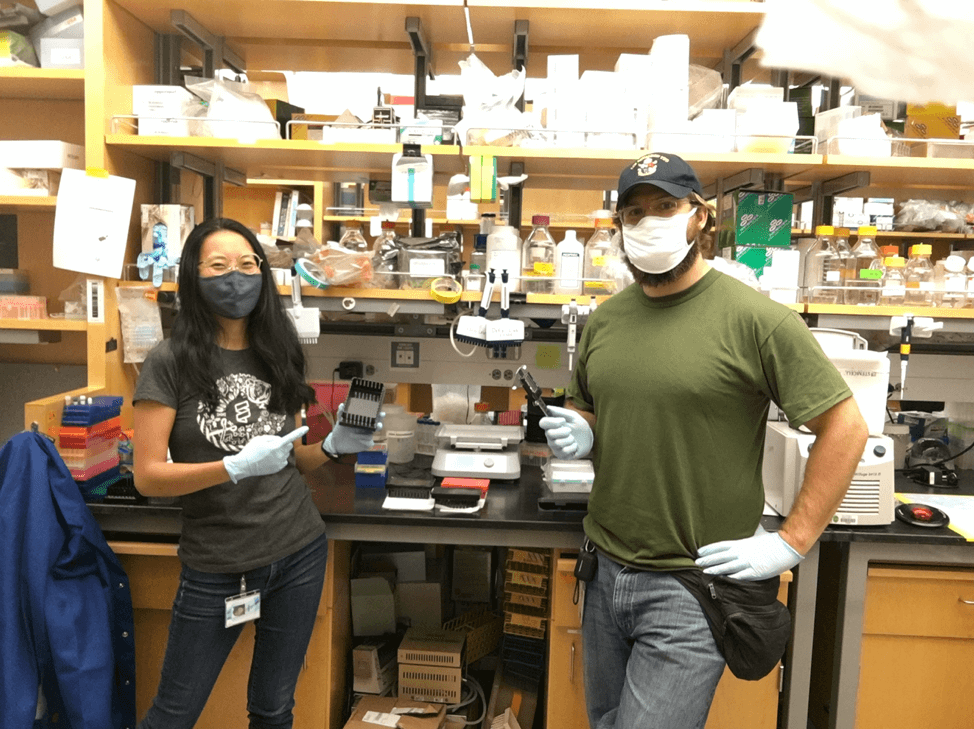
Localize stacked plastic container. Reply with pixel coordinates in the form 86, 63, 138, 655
500, 548, 551, 686
59, 396, 124, 501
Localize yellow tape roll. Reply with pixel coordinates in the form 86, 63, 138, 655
430, 277, 462, 304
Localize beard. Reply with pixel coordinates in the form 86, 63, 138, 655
623, 241, 700, 288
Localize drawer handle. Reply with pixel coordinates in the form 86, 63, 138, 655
960, 598, 974, 605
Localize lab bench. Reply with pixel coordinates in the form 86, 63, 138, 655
88, 467, 974, 729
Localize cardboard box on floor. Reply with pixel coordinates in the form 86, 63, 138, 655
343, 696, 446, 729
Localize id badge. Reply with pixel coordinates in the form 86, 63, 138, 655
225, 575, 261, 628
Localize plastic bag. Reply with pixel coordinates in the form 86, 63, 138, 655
455, 53, 533, 146
115, 287, 164, 363
688, 64, 724, 119
57, 275, 87, 319
310, 243, 374, 287
184, 76, 278, 140
894, 200, 969, 233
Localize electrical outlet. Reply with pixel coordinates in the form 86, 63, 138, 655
391, 341, 420, 368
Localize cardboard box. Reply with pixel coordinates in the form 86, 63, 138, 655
351, 577, 397, 637
905, 102, 961, 139
29, 6, 84, 46
141, 204, 194, 261
396, 582, 443, 628
290, 113, 338, 140
38, 37, 83, 68
733, 245, 774, 278
264, 98, 304, 139
352, 637, 400, 694
0, 140, 83, 170
343, 696, 446, 729
717, 190, 794, 249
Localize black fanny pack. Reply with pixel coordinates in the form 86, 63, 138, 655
672, 570, 791, 681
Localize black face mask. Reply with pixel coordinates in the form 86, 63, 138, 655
198, 271, 263, 320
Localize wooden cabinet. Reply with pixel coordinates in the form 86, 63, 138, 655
854, 565, 974, 729
547, 551, 790, 729
111, 540, 351, 729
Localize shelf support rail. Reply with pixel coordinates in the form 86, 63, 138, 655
169, 10, 244, 79
791, 171, 870, 228
513, 19, 529, 112
169, 152, 245, 220
714, 27, 759, 94
406, 17, 435, 110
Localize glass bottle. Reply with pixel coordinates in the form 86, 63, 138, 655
339, 222, 369, 252
833, 227, 855, 303
941, 254, 969, 308
806, 225, 840, 304
521, 215, 557, 294
371, 220, 398, 289
486, 225, 523, 292
583, 217, 617, 296
904, 243, 934, 306
847, 225, 882, 305
879, 256, 906, 306
464, 234, 488, 292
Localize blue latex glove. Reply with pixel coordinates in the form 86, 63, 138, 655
695, 525, 803, 581
223, 426, 308, 483
538, 405, 594, 460
322, 403, 385, 457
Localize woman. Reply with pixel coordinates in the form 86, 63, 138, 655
133, 217, 376, 728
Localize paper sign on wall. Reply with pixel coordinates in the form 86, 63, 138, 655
53, 168, 137, 277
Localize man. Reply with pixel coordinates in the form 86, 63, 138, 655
539, 152, 868, 729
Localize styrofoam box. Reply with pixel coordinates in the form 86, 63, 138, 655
0, 140, 83, 170
38, 37, 83, 69
34, 0, 80, 16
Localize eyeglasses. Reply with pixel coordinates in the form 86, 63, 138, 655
618, 198, 694, 226
198, 253, 262, 276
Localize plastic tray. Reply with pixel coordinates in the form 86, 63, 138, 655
61, 396, 123, 427
68, 451, 120, 480
59, 416, 122, 446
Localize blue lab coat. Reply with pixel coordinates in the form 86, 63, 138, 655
0, 432, 136, 729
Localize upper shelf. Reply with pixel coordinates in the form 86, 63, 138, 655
0, 195, 58, 211
106, 0, 764, 74
0, 67, 84, 100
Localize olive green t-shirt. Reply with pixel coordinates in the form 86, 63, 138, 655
567, 268, 851, 571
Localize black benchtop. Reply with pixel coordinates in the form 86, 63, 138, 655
88, 460, 974, 549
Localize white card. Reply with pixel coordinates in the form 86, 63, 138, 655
225, 590, 261, 628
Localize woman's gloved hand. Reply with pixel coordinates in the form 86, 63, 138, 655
223, 426, 308, 483
322, 403, 385, 457
538, 405, 594, 460
695, 525, 803, 581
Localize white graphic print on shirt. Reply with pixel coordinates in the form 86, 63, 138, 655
197, 373, 287, 452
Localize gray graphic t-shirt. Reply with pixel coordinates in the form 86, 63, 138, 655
134, 340, 325, 572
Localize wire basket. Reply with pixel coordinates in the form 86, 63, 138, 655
443, 608, 503, 665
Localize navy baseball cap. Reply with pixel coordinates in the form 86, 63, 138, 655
617, 152, 703, 207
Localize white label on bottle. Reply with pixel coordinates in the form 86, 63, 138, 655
559, 252, 581, 289
882, 286, 905, 297
919, 282, 934, 291
825, 270, 841, 282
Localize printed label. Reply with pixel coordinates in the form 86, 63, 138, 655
859, 269, 884, 280
533, 262, 554, 275
826, 271, 841, 282
592, 255, 608, 267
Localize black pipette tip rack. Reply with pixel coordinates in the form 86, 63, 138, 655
338, 378, 385, 431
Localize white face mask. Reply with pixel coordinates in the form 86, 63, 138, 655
622, 209, 696, 274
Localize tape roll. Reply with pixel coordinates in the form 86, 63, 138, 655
430, 277, 462, 304
295, 259, 329, 289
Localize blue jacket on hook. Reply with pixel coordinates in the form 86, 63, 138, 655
0, 431, 136, 729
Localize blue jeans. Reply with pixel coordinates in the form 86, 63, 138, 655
139, 532, 328, 729
583, 551, 727, 729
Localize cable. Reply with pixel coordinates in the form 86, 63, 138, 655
449, 309, 480, 358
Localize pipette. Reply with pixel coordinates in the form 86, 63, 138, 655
899, 314, 913, 396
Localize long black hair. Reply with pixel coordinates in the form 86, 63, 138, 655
172, 217, 315, 415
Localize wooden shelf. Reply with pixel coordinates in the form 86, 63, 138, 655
806, 304, 974, 319
0, 67, 84, 100
0, 318, 87, 331
0, 195, 57, 211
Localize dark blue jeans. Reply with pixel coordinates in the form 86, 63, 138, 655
583, 551, 727, 729
138, 532, 328, 729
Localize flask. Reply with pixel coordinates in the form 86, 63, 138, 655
805, 225, 840, 304
554, 230, 584, 295
847, 225, 882, 305
470, 402, 492, 426
879, 256, 906, 306
339, 222, 369, 252
486, 225, 522, 292
941, 254, 969, 308
583, 217, 617, 296
904, 244, 934, 306
520, 215, 557, 294
371, 220, 398, 288
833, 227, 855, 303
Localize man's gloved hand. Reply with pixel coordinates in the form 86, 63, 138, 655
322, 403, 385, 457
538, 405, 594, 460
223, 426, 308, 483
695, 525, 803, 581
